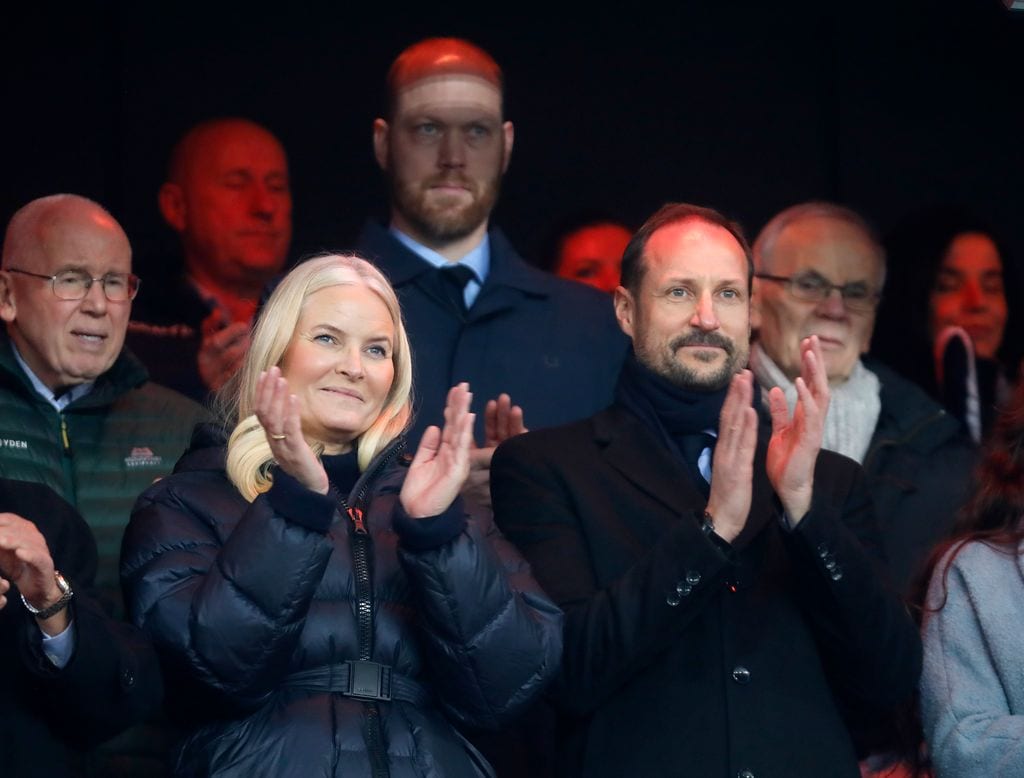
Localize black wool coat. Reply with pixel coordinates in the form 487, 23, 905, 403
491, 405, 922, 778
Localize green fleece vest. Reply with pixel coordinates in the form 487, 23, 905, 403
0, 336, 208, 608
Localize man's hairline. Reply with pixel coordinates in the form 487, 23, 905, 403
755, 209, 887, 289
384, 74, 507, 125
167, 119, 289, 186
3, 197, 130, 273
628, 215, 752, 295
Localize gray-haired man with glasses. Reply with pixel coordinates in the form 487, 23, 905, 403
750, 201, 975, 593
0, 194, 206, 614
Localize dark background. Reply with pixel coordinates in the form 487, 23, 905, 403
3, 1, 1021, 285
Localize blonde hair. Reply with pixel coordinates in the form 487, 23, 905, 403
222, 254, 413, 501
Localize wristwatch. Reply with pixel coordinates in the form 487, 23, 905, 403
20, 571, 74, 620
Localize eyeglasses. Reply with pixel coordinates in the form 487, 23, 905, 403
5, 267, 141, 302
755, 271, 880, 313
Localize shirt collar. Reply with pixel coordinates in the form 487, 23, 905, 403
388, 226, 491, 285
11, 343, 94, 411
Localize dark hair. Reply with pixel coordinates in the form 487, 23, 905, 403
619, 202, 753, 294
876, 206, 1022, 392
885, 381, 1024, 778
914, 377, 1024, 618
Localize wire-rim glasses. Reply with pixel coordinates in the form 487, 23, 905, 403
755, 271, 880, 313
5, 267, 141, 302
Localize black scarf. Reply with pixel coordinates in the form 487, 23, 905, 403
615, 350, 733, 489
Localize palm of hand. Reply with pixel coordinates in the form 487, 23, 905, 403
766, 415, 814, 497
255, 367, 329, 493
765, 375, 825, 520
400, 383, 474, 519
400, 436, 469, 518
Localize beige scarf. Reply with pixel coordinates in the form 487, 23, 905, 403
750, 343, 880, 464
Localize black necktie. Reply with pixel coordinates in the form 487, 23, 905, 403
437, 264, 475, 319
680, 432, 714, 498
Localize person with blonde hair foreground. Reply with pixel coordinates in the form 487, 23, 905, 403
121, 253, 561, 777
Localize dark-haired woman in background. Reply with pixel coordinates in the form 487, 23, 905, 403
876, 208, 1021, 443
918, 378, 1024, 775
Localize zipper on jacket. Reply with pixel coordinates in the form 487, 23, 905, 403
347, 506, 375, 662
60, 415, 72, 456
347, 440, 404, 510
340, 439, 404, 778
348, 506, 368, 535
348, 507, 388, 778
365, 704, 388, 778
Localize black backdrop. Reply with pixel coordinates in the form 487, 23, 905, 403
3, 1, 1022, 286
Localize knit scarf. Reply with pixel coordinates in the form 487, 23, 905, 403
749, 342, 880, 464
615, 350, 731, 469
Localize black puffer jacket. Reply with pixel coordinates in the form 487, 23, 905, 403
121, 425, 562, 777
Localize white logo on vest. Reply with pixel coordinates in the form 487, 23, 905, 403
124, 446, 163, 468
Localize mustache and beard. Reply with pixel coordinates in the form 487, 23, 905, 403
639, 329, 748, 392
389, 170, 502, 245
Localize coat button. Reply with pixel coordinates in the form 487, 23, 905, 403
666, 591, 682, 606
686, 570, 701, 585
830, 569, 844, 581
737, 771, 755, 778
816, 543, 829, 558
731, 666, 751, 684
121, 668, 136, 688
824, 558, 837, 571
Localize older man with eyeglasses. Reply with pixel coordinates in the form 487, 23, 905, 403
0, 194, 207, 613
750, 202, 976, 594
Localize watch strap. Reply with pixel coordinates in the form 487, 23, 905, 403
20, 571, 74, 620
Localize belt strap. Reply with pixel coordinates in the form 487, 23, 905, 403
283, 661, 431, 706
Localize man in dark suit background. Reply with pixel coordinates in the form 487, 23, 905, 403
358, 37, 628, 509
492, 203, 921, 777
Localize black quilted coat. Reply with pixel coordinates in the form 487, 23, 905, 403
121, 425, 562, 777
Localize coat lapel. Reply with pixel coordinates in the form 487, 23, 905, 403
594, 407, 706, 517
595, 407, 781, 549
467, 231, 550, 322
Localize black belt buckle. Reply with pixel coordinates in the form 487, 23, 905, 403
346, 660, 392, 701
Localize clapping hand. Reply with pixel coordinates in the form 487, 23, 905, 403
198, 310, 251, 392
705, 369, 759, 543
255, 366, 329, 494
401, 383, 475, 518
0, 512, 69, 633
765, 336, 830, 524
462, 393, 527, 510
